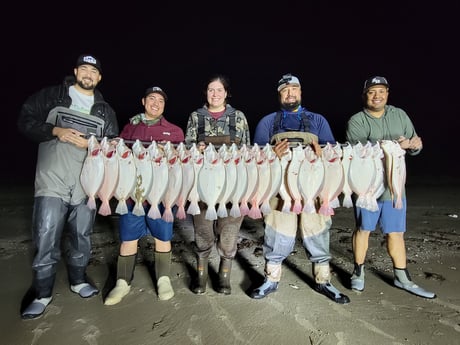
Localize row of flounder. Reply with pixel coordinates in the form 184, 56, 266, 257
80, 136, 407, 221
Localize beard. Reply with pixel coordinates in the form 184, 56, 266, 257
281, 99, 301, 111
76, 78, 96, 91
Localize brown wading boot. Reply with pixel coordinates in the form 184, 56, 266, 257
192, 256, 208, 294
217, 257, 232, 295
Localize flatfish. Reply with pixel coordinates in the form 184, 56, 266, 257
186, 143, 203, 216
248, 145, 271, 219
176, 142, 195, 220
131, 139, 153, 216
319, 142, 344, 216
278, 148, 293, 213
298, 144, 325, 214
97, 137, 119, 216
229, 144, 247, 218
239, 144, 258, 216
162, 142, 183, 222
114, 138, 137, 215
340, 142, 353, 208
80, 135, 104, 210
198, 143, 225, 220
366, 142, 385, 211
381, 140, 406, 209
286, 143, 304, 215
348, 141, 376, 210
259, 143, 282, 215
146, 141, 169, 219
217, 144, 237, 218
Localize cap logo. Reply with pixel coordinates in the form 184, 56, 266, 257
372, 77, 385, 84
145, 86, 167, 101
82, 56, 97, 64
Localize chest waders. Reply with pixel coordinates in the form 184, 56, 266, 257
31, 107, 105, 303
197, 110, 241, 146
249, 111, 350, 304
270, 110, 318, 146
191, 111, 242, 295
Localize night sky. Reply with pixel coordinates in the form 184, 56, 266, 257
4, 3, 459, 184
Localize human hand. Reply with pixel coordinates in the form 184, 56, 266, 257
53, 127, 88, 148
310, 141, 323, 157
273, 139, 290, 159
398, 136, 422, 150
198, 141, 206, 153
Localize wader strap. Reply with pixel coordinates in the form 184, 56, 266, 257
273, 110, 311, 136
198, 113, 206, 143
273, 111, 282, 135
228, 111, 236, 142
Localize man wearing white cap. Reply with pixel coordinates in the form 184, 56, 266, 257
250, 73, 350, 304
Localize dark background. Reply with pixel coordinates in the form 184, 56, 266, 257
4, 2, 459, 185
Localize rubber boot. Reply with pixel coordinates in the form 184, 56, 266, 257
351, 263, 365, 291
250, 263, 281, 299
192, 256, 208, 295
217, 257, 232, 295
313, 263, 350, 304
104, 254, 136, 305
155, 251, 174, 300
394, 268, 436, 299
21, 275, 55, 319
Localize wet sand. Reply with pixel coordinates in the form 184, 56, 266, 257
1, 177, 459, 345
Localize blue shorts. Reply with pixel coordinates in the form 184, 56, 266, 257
355, 199, 407, 234
119, 202, 174, 242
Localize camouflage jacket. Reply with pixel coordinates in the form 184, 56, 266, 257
184, 104, 251, 146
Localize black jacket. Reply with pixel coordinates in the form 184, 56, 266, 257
18, 76, 119, 142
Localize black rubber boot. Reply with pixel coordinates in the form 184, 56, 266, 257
192, 256, 208, 295
217, 257, 232, 295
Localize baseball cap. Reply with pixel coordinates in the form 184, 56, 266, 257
144, 86, 168, 101
76, 54, 102, 73
277, 73, 301, 92
363, 76, 389, 93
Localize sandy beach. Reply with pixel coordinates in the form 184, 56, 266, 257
0, 176, 459, 345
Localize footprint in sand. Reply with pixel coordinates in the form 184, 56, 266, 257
82, 325, 101, 345
31, 322, 52, 345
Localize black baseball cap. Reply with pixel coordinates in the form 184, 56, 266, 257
76, 54, 102, 73
144, 86, 168, 101
363, 76, 389, 93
